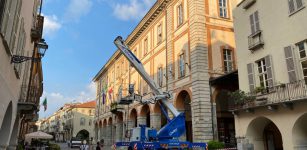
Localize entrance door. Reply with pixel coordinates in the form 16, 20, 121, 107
264, 122, 283, 150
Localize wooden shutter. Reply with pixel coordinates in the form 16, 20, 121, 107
10, 0, 21, 51
288, 0, 295, 13
249, 14, 255, 34
265, 55, 274, 87
296, 0, 303, 9
247, 63, 255, 92
254, 11, 260, 32
284, 46, 297, 82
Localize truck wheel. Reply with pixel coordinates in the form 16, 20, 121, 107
128, 146, 133, 150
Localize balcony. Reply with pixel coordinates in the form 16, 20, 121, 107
230, 80, 307, 112
248, 30, 264, 51
31, 15, 44, 41
18, 85, 39, 114
110, 102, 125, 114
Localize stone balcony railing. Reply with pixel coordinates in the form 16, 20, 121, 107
110, 102, 125, 114
230, 80, 307, 111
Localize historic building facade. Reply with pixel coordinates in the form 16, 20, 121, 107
0, 0, 47, 149
38, 101, 96, 142
233, 0, 307, 149
93, 0, 238, 146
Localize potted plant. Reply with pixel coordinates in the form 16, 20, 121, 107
254, 86, 268, 105
228, 90, 247, 107
254, 86, 266, 95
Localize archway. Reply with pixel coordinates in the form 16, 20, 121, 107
215, 90, 236, 147
153, 103, 167, 128
246, 117, 283, 150
76, 129, 89, 140
140, 105, 150, 127
108, 117, 114, 145
130, 109, 137, 127
292, 113, 307, 149
175, 90, 192, 142
0, 101, 13, 147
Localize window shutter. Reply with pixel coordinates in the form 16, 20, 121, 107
296, 0, 303, 8
249, 14, 255, 34
265, 55, 274, 87
0, 0, 6, 26
284, 46, 297, 82
288, 0, 295, 13
247, 63, 255, 92
254, 11, 260, 32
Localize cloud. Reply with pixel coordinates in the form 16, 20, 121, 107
63, 0, 93, 22
112, 0, 156, 21
39, 82, 96, 119
43, 15, 62, 37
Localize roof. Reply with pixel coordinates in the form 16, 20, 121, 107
74, 100, 96, 108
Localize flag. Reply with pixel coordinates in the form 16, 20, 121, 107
42, 97, 47, 111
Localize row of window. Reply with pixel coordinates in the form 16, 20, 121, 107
247, 41, 307, 91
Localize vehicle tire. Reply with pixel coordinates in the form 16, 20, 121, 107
128, 146, 133, 150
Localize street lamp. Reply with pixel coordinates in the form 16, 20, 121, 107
11, 39, 48, 63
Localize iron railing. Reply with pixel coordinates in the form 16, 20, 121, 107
230, 80, 307, 110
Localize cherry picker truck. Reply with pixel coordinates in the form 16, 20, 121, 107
113, 36, 207, 150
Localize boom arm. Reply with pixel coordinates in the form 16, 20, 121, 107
114, 36, 180, 117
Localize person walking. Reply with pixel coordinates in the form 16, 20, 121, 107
80, 140, 89, 150
96, 142, 101, 150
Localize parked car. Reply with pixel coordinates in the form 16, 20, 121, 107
68, 137, 82, 148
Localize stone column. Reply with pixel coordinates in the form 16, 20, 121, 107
115, 123, 124, 142
137, 116, 146, 126
188, 0, 213, 142
106, 125, 112, 146
150, 113, 161, 130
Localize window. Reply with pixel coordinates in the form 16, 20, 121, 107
158, 67, 163, 87
80, 118, 85, 126
223, 49, 233, 73
89, 109, 92, 115
179, 53, 185, 78
219, 0, 228, 18
157, 24, 162, 44
297, 42, 307, 83
144, 38, 148, 55
257, 59, 268, 88
249, 11, 260, 34
288, 0, 304, 14
177, 4, 183, 26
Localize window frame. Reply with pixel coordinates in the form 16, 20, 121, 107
157, 23, 162, 44
256, 59, 269, 88
177, 3, 184, 27
297, 42, 307, 83
178, 52, 186, 78
218, 0, 229, 18
157, 66, 163, 87
222, 48, 234, 73
288, 0, 305, 15
144, 37, 148, 56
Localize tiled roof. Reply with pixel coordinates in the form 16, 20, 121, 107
74, 100, 96, 108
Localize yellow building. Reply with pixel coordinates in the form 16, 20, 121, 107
37, 101, 96, 142
93, 0, 239, 146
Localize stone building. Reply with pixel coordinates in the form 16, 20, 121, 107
93, 0, 239, 147
233, 0, 307, 149
0, 0, 47, 149
38, 101, 96, 142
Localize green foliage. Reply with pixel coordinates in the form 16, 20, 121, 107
254, 86, 265, 93
48, 143, 61, 150
207, 140, 224, 150
229, 90, 256, 105
17, 144, 24, 150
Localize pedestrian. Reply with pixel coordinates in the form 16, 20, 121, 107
80, 140, 89, 150
96, 142, 101, 150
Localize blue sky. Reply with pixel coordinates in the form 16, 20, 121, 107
39, 0, 156, 118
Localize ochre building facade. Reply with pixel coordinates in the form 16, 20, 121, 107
93, 0, 239, 146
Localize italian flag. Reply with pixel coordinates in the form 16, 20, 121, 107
42, 97, 47, 111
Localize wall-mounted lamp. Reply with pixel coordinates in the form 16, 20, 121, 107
11, 39, 48, 63
185, 62, 191, 70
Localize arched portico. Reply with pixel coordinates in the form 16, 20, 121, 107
292, 113, 307, 149
139, 104, 151, 127
246, 117, 283, 150
175, 90, 193, 142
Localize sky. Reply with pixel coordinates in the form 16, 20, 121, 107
39, 0, 156, 118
